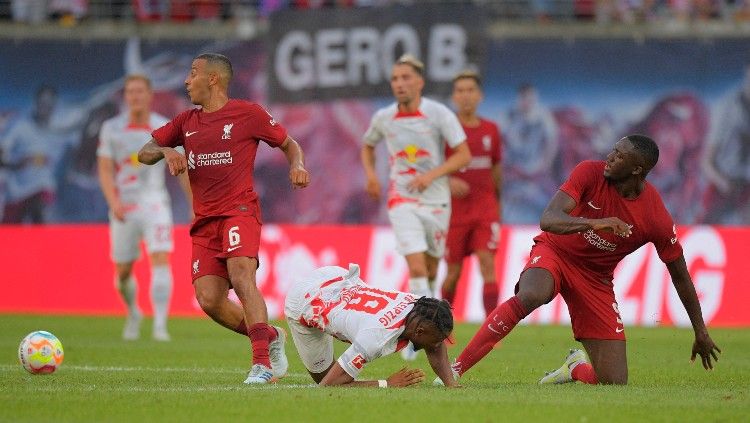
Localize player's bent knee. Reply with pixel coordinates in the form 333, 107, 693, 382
195, 290, 223, 314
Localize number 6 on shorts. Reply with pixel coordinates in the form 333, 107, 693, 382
228, 225, 241, 247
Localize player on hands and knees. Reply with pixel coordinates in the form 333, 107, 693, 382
97, 75, 192, 341
440, 134, 720, 385
138, 53, 310, 384
361, 54, 470, 360
285, 264, 459, 387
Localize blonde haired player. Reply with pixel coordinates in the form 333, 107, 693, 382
361, 55, 471, 359
97, 74, 191, 341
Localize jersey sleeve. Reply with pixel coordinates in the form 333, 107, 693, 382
649, 197, 684, 264
249, 103, 288, 148
152, 111, 189, 148
337, 341, 375, 379
558, 161, 598, 205
439, 106, 466, 148
362, 111, 383, 147
96, 121, 114, 159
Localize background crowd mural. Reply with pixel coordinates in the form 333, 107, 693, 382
1, 30, 748, 225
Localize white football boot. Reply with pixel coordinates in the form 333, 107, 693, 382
269, 326, 289, 379
539, 349, 589, 384
122, 311, 142, 341
244, 364, 274, 384
433, 362, 460, 386
152, 325, 171, 342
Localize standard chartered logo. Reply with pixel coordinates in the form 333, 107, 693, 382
188, 150, 233, 169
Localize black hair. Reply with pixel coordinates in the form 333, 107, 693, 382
626, 134, 659, 174
408, 297, 453, 337
195, 53, 233, 81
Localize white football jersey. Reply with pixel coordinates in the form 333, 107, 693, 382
97, 113, 172, 206
294, 264, 417, 378
363, 97, 466, 207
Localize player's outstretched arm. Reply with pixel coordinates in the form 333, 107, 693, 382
540, 191, 632, 237
318, 361, 425, 388
425, 341, 460, 387
138, 139, 187, 176
279, 136, 310, 189
666, 256, 722, 370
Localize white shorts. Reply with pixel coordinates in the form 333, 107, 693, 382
283, 265, 362, 374
387, 202, 450, 257
109, 199, 173, 263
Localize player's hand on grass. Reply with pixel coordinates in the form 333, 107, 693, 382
365, 176, 381, 200
162, 147, 187, 176
448, 177, 470, 198
386, 367, 425, 387
592, 217, 632, 238
289, 164, 310, 189
691, 331, 721, 370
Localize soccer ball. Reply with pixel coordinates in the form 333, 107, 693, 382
18, 330, 64, 374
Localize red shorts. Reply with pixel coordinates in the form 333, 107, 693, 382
190, 214, 261, 282
521, 242, 625, 341
444, 218, 500, 263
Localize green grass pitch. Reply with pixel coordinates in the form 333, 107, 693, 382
1, 314, 747, 422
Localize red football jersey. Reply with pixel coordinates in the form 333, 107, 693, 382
152, 99, 288, 223
448, 118, 502, 224
537, 160, 683, 278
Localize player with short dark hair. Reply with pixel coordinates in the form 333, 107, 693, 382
441, 70, 503, 317
138, 52, 310, 384
284, 264, 458, 387
439, 134, 720, 385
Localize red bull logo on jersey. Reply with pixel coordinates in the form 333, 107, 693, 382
394, 144, 431, 164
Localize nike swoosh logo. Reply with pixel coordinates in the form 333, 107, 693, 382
615, 327, 624, 333
185, 131, 198, 137
587, 201, 602, 210
227, 245, 242, 252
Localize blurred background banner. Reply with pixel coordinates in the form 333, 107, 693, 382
1, 36, 748, 226
266, 4, 488, 102
1, 224, 747, 326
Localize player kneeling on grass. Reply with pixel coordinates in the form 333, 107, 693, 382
285, 264, 459, 387
438, 134, 720, 386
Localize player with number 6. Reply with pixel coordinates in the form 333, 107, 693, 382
139, 53, 310, 385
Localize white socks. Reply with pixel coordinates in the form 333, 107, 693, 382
150, 265, 173, 330
116, 275, 140, 316
409, 276, 433, 298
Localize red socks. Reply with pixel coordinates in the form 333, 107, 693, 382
442, 282, 498, 314
454, 296, 528, 375
234, 320, 249, 337
571, 362, 599, 384
248, 323, 277, 368
482, 282, 499, 316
